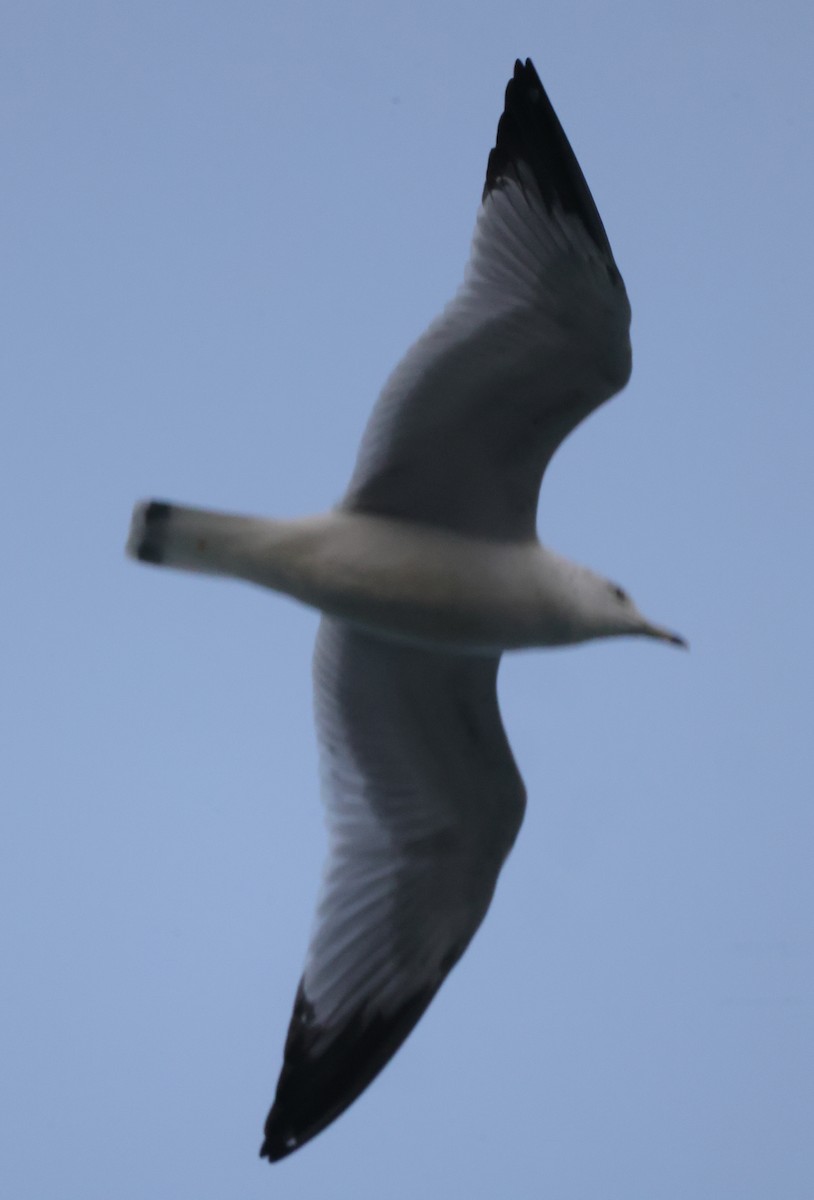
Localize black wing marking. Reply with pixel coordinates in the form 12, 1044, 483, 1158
485, 58, 617, 273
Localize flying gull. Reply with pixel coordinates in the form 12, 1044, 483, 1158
127, 58, 685, 1162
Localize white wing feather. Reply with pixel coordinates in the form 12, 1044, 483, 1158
261, 619, 525, 1156
345, 69, 632, 541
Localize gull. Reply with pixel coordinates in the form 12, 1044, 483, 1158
126, 58, 685, 1162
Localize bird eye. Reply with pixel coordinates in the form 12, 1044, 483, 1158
611, 584, 628, 603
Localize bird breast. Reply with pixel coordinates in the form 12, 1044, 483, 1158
241, 511, 582, 652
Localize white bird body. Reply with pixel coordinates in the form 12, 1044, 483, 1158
128, 502, 654, 652
126, 58, 684, 1161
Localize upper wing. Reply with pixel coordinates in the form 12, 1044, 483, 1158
344, 59, 632, 541
260, 619, 526, 1160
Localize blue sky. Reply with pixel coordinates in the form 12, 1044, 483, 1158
3, 2, 813, 1196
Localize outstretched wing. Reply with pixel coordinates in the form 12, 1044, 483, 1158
344, 58, 632, 541
260, 619, 526, 1160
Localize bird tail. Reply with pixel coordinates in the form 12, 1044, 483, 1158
125, 499, 274, 579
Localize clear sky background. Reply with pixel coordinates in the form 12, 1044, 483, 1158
3, 2, 813, 1197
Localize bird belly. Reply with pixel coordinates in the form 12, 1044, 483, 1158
245, 511, 576, 653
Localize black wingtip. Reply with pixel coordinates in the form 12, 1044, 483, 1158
258, 1132, 292, 1163
130, 500, 173, 564
483, 56, 617, 267
259, 977, 442, 1163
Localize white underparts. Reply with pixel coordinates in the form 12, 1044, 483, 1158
127, 501, 611, 652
